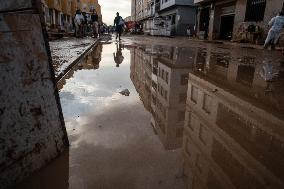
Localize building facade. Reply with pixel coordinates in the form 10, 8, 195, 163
130, 45, 194, 149
132, 0, 196, 36
182, 44, 284, 189
46, 0, 63, 30
195, 0, 284, 43
78, 0, 102, 22
158, 0, 196, 36
42, 0, 102, 32
128, 34, 284, 187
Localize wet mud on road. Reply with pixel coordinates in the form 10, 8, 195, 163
50, 37, 97, 78
11, 36, 284, 189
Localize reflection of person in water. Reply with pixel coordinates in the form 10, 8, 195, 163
113, 43, 124, 67
92, 43, 103, 66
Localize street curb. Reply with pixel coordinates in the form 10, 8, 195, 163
55, 39, 100, 83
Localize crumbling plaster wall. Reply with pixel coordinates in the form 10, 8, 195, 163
0, 0, 69, 188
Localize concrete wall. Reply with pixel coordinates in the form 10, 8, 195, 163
0, 0, 69, 188
233, 0, 284, 42
159, 6, 196, 36
160, 0, 194, 10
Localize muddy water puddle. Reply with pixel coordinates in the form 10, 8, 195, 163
12, 38, 284, 189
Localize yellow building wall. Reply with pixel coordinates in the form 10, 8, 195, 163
62, 0, 72, 15
79, 0, 90, 13
47, 0, 62, 11
45, 0, 102, 21
71, 0, 78, 15
78, 0, 101, 15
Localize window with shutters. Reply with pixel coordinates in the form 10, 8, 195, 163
245, 0, 266, 21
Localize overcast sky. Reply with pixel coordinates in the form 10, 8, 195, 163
99, 0, 131, 25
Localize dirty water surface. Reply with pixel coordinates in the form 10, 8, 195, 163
12, 37, 284, 189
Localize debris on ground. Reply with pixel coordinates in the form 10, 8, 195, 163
49, 37, 96, 77
119, 89, 130, 96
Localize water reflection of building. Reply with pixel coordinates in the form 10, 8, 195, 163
78, 43, 102, 70
130, 46, 153, 111
183, 48, 284, 189
130, 45, 194, 150
57, 43, 102, 90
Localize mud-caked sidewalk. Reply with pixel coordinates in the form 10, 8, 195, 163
49, 37, 98, 79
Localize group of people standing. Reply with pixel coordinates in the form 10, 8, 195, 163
74, 9, 99, 38
73, 11, 125, 41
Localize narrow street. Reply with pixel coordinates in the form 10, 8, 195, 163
2, 0, 284, 188
10, 35, 284, 189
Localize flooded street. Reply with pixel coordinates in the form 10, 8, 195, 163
58, 40, 185, 189
12, 36, 284, 189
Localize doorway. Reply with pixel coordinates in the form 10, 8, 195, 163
199, 7, 210, 39
220, 14, 235, 40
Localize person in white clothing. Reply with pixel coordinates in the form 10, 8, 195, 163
74, 10, 84, 38
264, 11, 284, 50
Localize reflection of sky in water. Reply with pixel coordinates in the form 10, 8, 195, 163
59, 44, 137, 119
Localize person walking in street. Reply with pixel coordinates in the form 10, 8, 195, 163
114, 12, 124, 40
264, 11, 284, 50
91, 10, 99, 38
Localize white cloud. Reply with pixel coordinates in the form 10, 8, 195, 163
99, 0, 131, 25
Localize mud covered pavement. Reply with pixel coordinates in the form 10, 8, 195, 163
49, 37, 97, 77
12, 36, 284, 189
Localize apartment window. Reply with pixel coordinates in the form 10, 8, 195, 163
153, 66, 157, 75
180, 74, 188, 85
160, 87, 164, 96
152, 81, 157, 91
176, 127, 183, 138
203, 94, 212, 114
187, 112, 194, 131
199, 7, 210, 31
171, 14, 176, 25
179, 93, 187, 104
191, 86, 198, 103
178, 111, 185, 122
152, 94, 157, 105
165, 72, 169, 83
245, 0, 266, 21
164, 90, 168, 100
